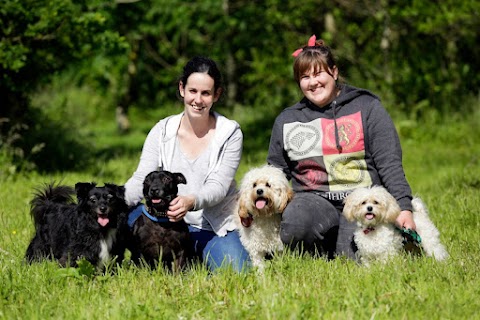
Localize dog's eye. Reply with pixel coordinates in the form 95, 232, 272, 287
373, 200, 379, 205
361, 201, 366, 205
253, 183, 257, 188
266, 183, 271, 188
89, 196, 97, 203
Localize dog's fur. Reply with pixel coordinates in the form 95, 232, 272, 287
236, 165, 294, 271
128, 170, 191, 271
343, 186, 449, 265
25, 182, 128, 269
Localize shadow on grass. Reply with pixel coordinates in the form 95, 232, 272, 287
2, 108, 93, 173
4, 106, 279, 174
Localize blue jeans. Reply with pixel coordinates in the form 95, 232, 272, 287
188, 226, 250, 273
128, 205, 250, 272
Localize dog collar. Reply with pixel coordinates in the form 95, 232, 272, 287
363, 227, 375, 234
142, 206, 169, 223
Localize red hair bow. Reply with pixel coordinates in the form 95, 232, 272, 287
291, 34, 317, 57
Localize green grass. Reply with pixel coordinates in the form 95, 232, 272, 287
1, 101, 480, 319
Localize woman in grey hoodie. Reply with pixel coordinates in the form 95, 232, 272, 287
125, 57, 248, 272
268, 35, 415, 259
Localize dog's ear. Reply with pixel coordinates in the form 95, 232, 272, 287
75, 182, 96, 200
105, 183, 125, 199
237, 195, 253, 227
384, 198, 401, 223
237, 194, 250, 219
116, 185, 126, 199
377, 187, 401, 223
173, 172, 187, 185
342, 194, 356, 222
278, 188, 294, 213
237, 192, 255, 219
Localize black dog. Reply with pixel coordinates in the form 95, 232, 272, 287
128, 170, 192, 271
25, 182, 129, 270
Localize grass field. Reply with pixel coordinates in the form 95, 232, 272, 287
1, 102, 479, 319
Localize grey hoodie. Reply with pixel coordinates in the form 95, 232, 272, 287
267, 84, 413, 211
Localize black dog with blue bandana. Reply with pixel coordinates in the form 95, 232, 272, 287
127, 170, 191, 271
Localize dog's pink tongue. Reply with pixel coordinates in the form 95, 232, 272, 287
255, 199, 266, 209
98, 217, 109, 227
152, 199, 161, 204
365, 213, 375, 220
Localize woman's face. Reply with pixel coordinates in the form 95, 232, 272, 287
299, 66, 338, 108
179, 72, 220, 117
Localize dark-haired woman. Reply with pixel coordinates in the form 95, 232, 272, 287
268, 35, 415, 259
125, 56, 249, 272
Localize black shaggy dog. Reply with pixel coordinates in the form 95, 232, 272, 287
25, 182, 129, 269
128, 170, 192, 271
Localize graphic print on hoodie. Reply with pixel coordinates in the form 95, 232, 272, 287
283, 110, 372, 194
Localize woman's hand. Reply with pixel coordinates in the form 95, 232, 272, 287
396, 210, 416, 230
167, 195, 195, 222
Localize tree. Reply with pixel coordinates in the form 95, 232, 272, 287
1, 0, 125, 121
0, 0, 126, 171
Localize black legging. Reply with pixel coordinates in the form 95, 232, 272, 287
280, 191, 357, 259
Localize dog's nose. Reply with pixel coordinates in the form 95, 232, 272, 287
151, 187, 162, 196
100, 206, 107, 213
256, 189, 264, 196
367, 205, 373, 212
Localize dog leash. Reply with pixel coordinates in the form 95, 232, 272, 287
396, 227, 422, 245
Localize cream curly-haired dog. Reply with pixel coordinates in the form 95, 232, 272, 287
236, 165, 293, 271
343, 186, 449, 266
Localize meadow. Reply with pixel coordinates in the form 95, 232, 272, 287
1, 97, 479, 319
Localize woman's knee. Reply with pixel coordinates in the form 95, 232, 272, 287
204, 231, 250, 272
280, 220, 311, 245
280, 193, 339, 247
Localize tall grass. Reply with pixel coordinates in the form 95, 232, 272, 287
1, 97, 479, 319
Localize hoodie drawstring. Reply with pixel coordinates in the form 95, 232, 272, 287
332, 100, 343, 153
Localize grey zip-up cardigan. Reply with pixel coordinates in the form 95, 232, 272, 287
124, 111, 243, 236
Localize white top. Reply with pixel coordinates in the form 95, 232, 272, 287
124, 111, 243, 236
173, 136, 213, 231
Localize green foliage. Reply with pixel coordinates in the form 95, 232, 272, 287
0, 0, 126, 94
0, 98, 95, 176
0, 0, 128, 173
329, 0, 480, 116
99, 0, 480, 124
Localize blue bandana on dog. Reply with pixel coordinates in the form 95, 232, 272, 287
128, 204, 169, 229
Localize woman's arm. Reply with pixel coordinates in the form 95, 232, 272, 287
124, 123, 162, 206
367, 101, 415, 229
193, 127, 243, 210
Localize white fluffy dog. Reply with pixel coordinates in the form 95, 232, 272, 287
236, 165, 293, 271
343, 186, 449, 266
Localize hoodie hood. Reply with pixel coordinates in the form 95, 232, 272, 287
301, 84, 379, 112
300, 84, 379, 153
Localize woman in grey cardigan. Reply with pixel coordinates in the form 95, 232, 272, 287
125, 56, 248, 272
